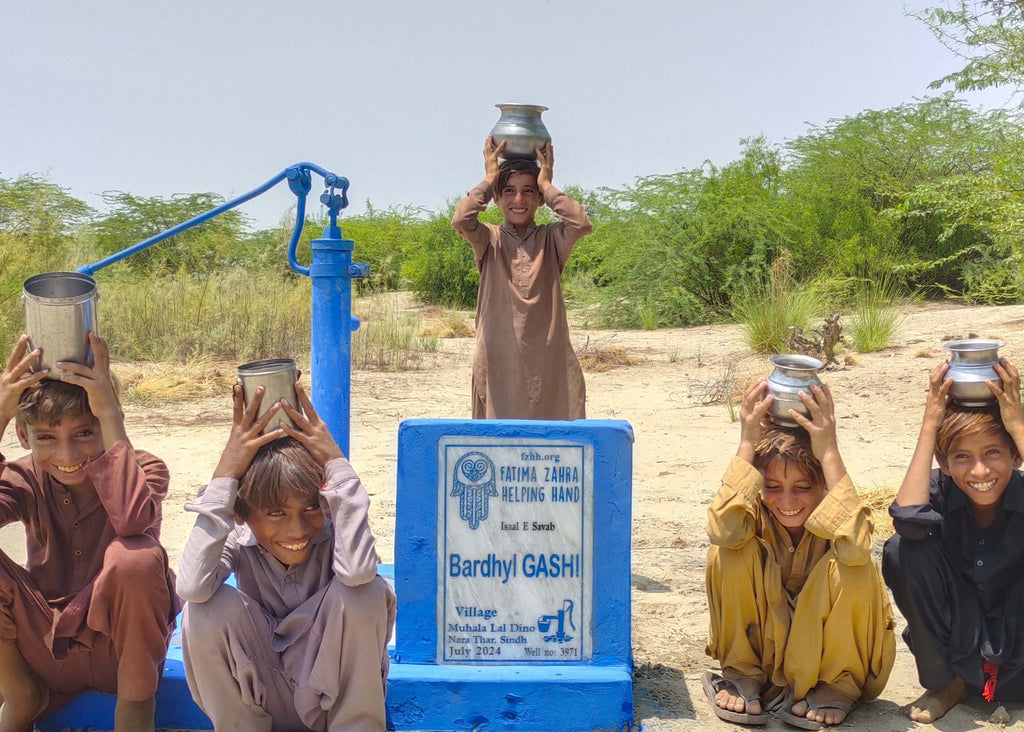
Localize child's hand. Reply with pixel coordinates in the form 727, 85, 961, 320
791, 383, 840, 462
736, 378, 772, 462
989, 358, 1024, 439
792, 382, 848, 487
922, 360, 952, 432
0, 335, 47, 422
483, 135, 505, 183
213, 385, 284, 480
277, 381, 344, 468
57, 332, 127, 447
536, 142, 554, 193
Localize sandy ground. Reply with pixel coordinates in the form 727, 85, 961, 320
6, 300, 1024, 731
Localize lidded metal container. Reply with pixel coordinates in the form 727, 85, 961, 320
489, 103, 551, 160
943, 338, 1004, 406
22, 272, 99, 378
766, 354, 823, 427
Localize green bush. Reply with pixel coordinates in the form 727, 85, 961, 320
847, 273, 907, 352
733, 254, 830, 354
402, 207, 480, 308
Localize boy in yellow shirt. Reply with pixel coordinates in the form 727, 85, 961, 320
704, 379, 894, 727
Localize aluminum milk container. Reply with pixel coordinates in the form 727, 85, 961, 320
236, 358, 299, 433
22, 272, 99, 377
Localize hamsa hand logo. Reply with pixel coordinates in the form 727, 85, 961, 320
451, 451, 497, 529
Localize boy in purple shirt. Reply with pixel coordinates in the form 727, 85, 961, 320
176, 379, 395, 732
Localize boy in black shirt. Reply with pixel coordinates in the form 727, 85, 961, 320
883, 357, 1024, 722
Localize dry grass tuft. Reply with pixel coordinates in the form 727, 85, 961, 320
419, 309, 475, 338
352, 296, 437, 371
861, 484, 897, 545
687, 362, 744, 406
114, 359, 237, 403
576, 337, 643, 373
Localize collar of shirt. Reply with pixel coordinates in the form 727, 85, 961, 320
945, 469, 1024, 514
499, 221, 539, 241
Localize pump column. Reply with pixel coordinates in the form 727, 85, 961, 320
309, 226, 367, 457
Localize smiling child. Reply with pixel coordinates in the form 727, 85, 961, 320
451, 136, 592, 420
0, 333, 176, 732
883, 358, 1024, 723
176, 380, 395, 732
703, 378, 895, 728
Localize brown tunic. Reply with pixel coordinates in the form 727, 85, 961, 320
452, 180, 592, 420
0, 441, 176, 703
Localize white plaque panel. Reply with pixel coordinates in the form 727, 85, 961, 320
438, 436, 593, 663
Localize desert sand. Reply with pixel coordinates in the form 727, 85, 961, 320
5, 299, 1024, 731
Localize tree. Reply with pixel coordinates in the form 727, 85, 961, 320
0, 174, 93, 244
914, 0, 1024, 98
93, 192, 249, 275
781, 95, 1017, 296
577, 137, 796, 327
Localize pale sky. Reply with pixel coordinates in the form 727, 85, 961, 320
2, 1, 1015, 232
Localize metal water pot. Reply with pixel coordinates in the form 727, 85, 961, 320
766, 354, 823, 426
943, 338, 1004, 406
489, 103, 551, 160
22, 272, 99, 377
237, 358, 299, 433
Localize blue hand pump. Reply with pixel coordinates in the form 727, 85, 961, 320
76, 162, 367, 456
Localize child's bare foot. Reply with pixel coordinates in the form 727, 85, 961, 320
114, 695, 156, 732
715, 674, 763, 716
790, 683, 856, 726
906, 677, 966, 724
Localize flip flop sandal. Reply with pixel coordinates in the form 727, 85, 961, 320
776, 688, 855, 730
702, 670, 769, 725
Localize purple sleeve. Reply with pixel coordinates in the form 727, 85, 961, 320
321, 457, 381, 586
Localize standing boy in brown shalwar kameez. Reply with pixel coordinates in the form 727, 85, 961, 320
0, 333, 176, 732
452, 136, 592, 420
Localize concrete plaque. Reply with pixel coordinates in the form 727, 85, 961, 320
438, 436, 593, 663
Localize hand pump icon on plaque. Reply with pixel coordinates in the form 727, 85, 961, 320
538, 599, 575, 643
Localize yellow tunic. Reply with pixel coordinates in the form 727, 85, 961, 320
704, 456, 895, 701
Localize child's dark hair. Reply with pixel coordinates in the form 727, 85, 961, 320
16, 379, 93, 430
234, 437, 322, 520
935, 404, 1016, 465
753, 426, 825, 488
492, 158, 540, 199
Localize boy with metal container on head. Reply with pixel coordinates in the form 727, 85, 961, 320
176, 376, 396, 732
703, 374, 895, 728
882, 351, 1024, 723
451, 123, 593, 420
0, 332, 177, 732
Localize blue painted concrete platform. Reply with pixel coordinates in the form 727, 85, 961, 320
387, 419, 635, 732
36, 564, 397, 732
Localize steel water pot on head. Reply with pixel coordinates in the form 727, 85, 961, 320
766, 354, 824, 427
489, 103, 551, 160
22, 272, 99, 378
236, 358, 299, 433
943, 338, 1004, 407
